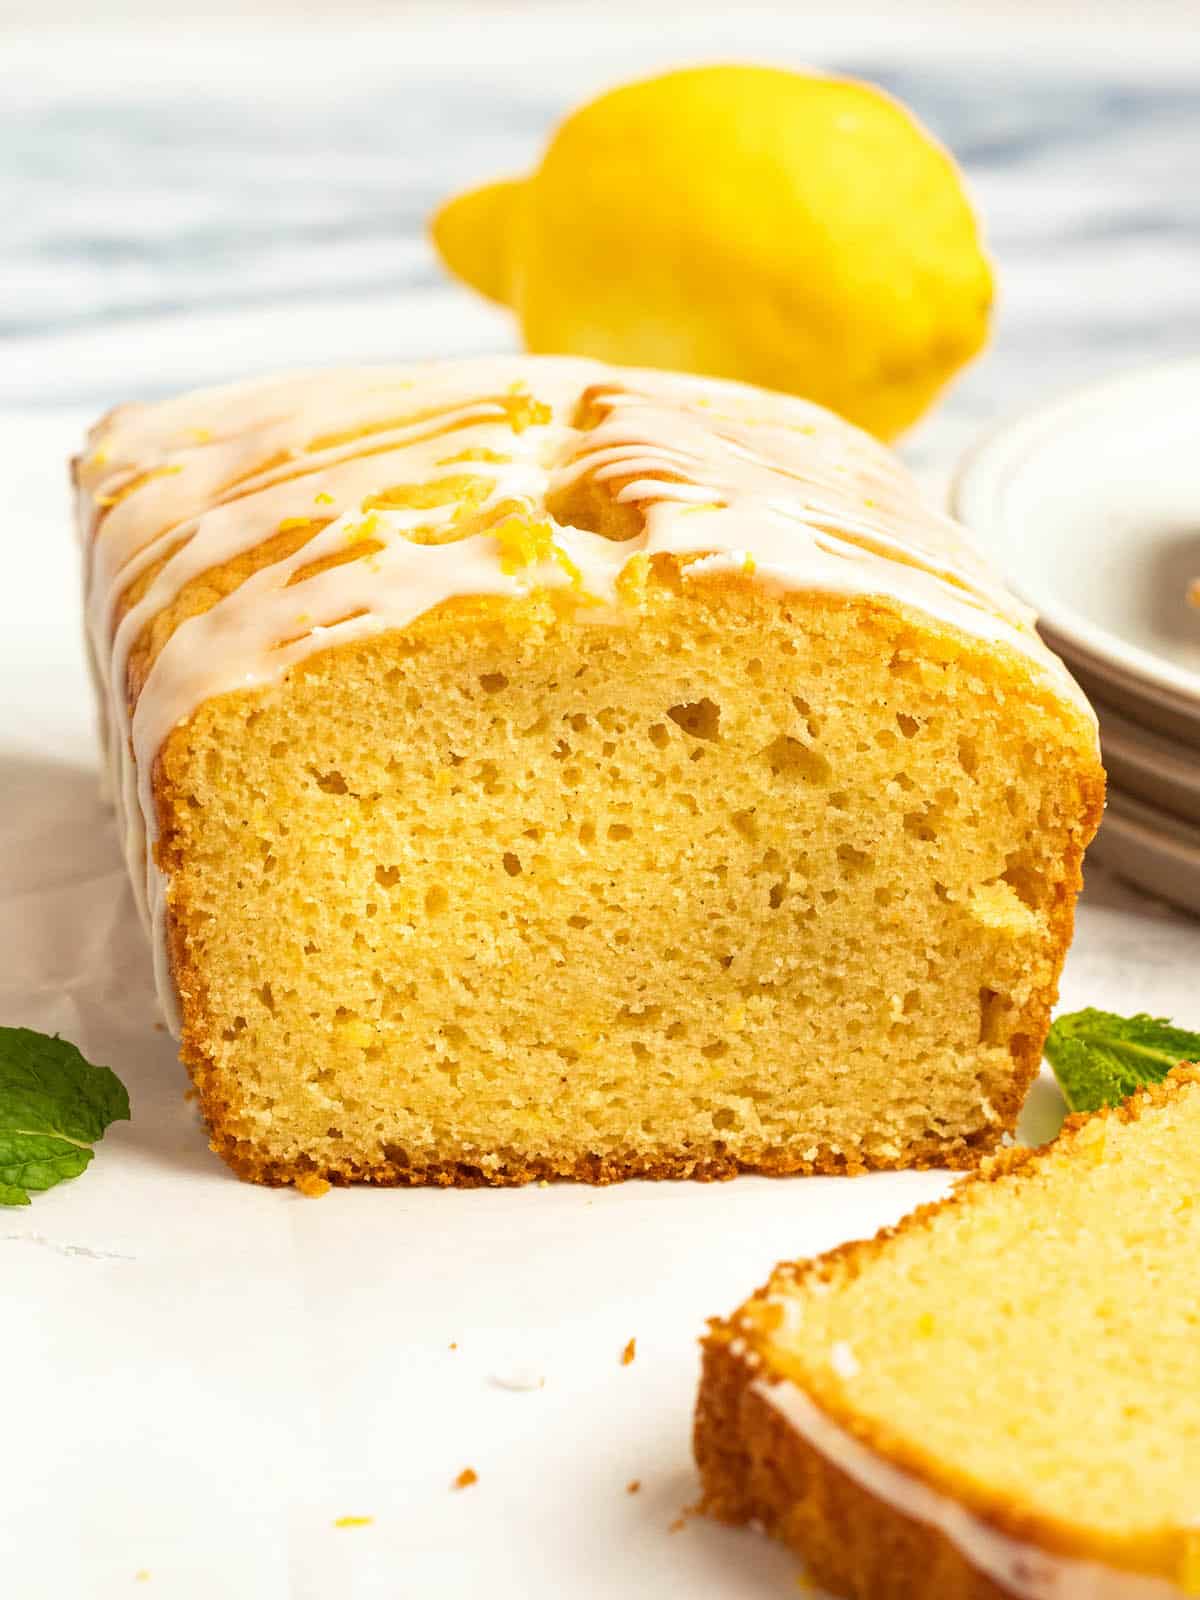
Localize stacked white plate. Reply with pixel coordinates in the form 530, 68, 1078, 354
953, 359, 1200, 917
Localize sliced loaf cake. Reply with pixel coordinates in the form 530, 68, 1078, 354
77, 356, 1101, 1187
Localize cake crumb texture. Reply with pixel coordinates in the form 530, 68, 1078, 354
160, 580, 1098, 1187
696, 1065, 1200, 1598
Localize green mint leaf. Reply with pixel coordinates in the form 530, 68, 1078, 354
1044, 1008, 1200, 1114
0, 1027, 130, 1205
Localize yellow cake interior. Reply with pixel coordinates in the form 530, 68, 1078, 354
157, 568, 1096, 1184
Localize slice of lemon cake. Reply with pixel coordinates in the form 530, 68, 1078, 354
697, 1065, 1200, 1598
76, 356, 1102, 1188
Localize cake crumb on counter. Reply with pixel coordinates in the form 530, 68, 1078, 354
668, 1501, 699, 1534
453, 1467, 478, 1490
490, 1368, 545, 1391
621, 1337, 637, 1366
296, 1173, 331, 1198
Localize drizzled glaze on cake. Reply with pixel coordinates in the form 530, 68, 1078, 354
757, 1380, 1184, 1600
75, 356, 1093, 1030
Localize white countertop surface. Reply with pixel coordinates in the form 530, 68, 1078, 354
3, 9, 1199, 1597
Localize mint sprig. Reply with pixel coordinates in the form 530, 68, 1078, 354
1044, 1008, 1200, 1114
0, 1027, 130, 1205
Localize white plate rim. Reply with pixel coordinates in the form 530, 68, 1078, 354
950, 357, 1200, 712
1094, 789, 1200, 918
1106, 783, 1200, 849
1098, 701, 1200, 800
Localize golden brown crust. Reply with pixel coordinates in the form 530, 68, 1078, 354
197, 1105, 1006, 1189
695, 1329, 1020, 1600
695, 1066, 1200, 1593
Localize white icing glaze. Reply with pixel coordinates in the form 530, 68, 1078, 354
75, 355, 1095, 1033
756, 1378, 1184, 1600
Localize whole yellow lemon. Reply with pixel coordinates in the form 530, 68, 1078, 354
431, 65, 993, 439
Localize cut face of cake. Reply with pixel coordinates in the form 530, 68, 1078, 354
75, 357, 1103, 1187
696, 1065, 1200, 1599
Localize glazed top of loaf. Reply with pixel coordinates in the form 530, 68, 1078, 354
79, 355, 1090, 758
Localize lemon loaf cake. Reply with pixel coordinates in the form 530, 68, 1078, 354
75, 356, 1102, 1187
697, 1064, 1200, 1598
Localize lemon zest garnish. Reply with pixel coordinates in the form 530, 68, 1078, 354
314, 491, 335, 506
345, 511, 381, 545
89, 448, 109, 468
501, 392, 552, 433
188, 427, 212, 444
333, 1515, 373, 1529
493, 515, 582, 587
437, 447, 512, 466
278, 516, 313, 533
615, 552, 651, 607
